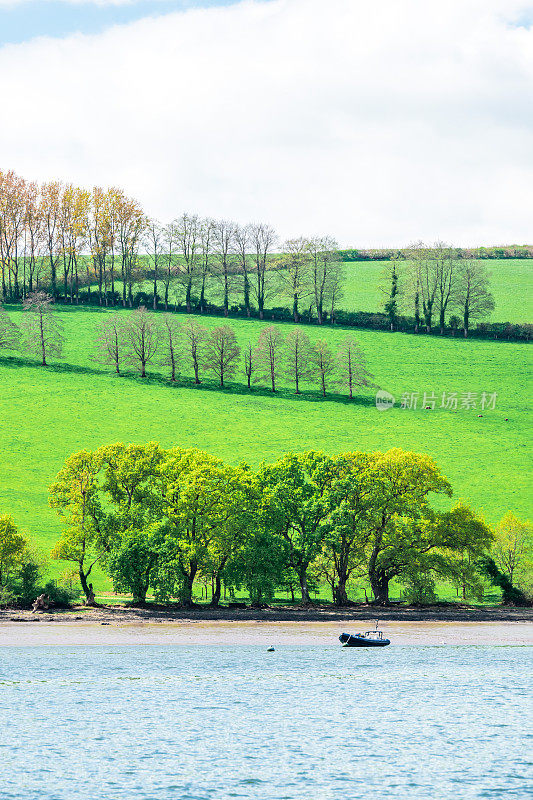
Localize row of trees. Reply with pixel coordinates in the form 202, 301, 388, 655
0, 170, 344, 324
0, 296, 376, 396
97, 309, 375, 395
2, 169, 509, 339
381, 243, 496, 337
1, 448, 530, 609
39, 445, 530, 607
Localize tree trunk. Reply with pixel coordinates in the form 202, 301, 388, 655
299, 568, 311, 604
79, 569, 98, 606
182, 560, 197, 606
335, 574, 349, 605
369, 570, 390, 605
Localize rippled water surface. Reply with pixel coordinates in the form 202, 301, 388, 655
1, 644, 531, 799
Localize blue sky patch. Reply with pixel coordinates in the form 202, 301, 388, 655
0, 0, 251, 47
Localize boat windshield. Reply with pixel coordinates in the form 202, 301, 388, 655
364, 630, 382, 638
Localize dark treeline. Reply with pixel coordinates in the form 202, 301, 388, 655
340, 245, 533, 261
2, 445, 530, 609
1, 170, 530, 341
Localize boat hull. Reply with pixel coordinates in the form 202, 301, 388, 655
342, 636, 390, 647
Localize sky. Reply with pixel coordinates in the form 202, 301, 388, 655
1, 0, 533, 247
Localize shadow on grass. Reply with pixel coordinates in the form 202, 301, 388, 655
0, 354, 376, 408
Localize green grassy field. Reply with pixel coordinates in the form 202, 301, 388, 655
341, 258, 533, 323
134, 257, 532, 324
1, 303, 531, 591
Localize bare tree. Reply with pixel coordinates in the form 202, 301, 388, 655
308, 236, 342, 324
96, 314, 126, 374
161, 222, 178, 312
182, 316, 206, 384
284, 328, 314, 394
234, 224, 252, 317
243, 339, 256, 389
0, 306, 20, 351
453, 260, 495, 337
407, 242, 440, 333
434, 241, 459, 334
40, 181, 63, 300
22, 291, 64, 366
175, 213, 201, 313
144, 219, 165, 311
198, 217, 214, 313
254, 325, 284, 391
213, 220, 236, 317
312, 339, 336, 396
249, 223, 277, 320
124, 306, 159, 377
336, 336, 375, 399
279, 237, 312, 323
204, 325, 241, 387
159, 314, 182, 381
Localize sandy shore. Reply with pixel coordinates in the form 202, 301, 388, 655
0, 604, 531, 646
2, 603, 531, 625
0, 618, 531, 646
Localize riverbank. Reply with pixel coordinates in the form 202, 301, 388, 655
2, 602, 532, 625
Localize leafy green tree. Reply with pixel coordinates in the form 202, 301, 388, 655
383, 260, 400, 331
99, 441, 165, 603
158, 449, 253, 606
357, 449, 453, 604
50, 449, 106, 604
492, 512, 532, 594
428, 504, 493, 601
259, 451, 334, 603
224, 527, 287, 605
321, 452, 375, 604
0, 514, 27, 587
106, 525, 163, 604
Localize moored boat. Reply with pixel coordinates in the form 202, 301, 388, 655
339, 629, 390, 647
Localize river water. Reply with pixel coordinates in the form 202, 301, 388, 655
0, 624, 531, 799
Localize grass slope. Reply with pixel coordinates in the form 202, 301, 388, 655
342, 258, 533, 323
1, 304, 531, 583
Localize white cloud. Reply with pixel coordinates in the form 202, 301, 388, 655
1, 0, 533, 246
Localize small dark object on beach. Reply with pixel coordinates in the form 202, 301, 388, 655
101, 622, 110, 626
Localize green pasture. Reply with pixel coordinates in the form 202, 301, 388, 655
1, 303, 531, 589
114, 257, 532, 324
341, 258, 533, 323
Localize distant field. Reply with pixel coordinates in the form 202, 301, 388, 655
117, 257, 532, 324
1, 304, 531, 594
341, 258, 533, 323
